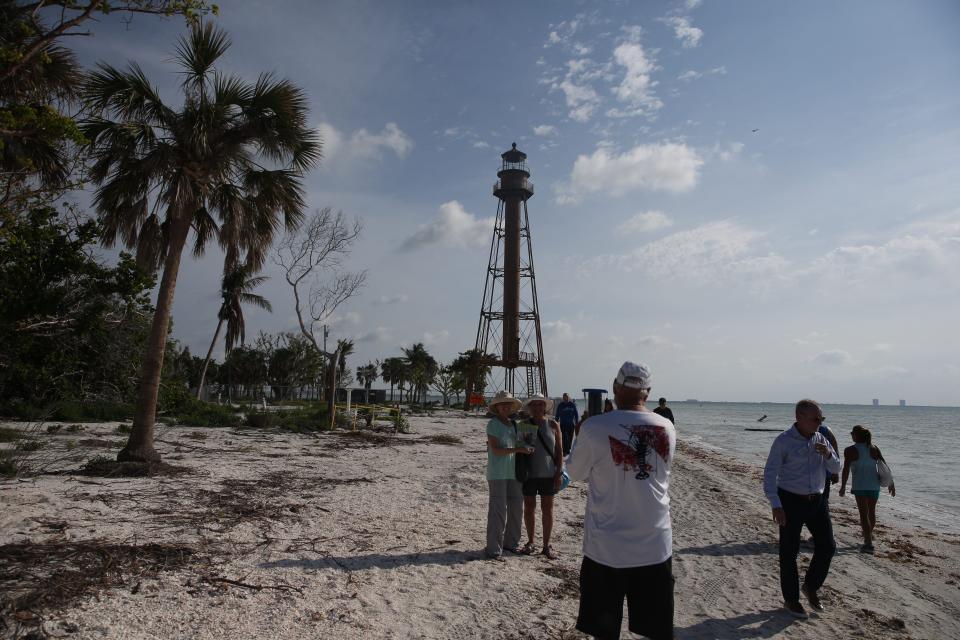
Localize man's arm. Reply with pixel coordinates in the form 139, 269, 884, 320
565, 427, 591, 482
551, 420, 564, 490
821, 434, 842, 474
763, 436, 784, 520
839, 445, 855, 496
824, 426, 840, 483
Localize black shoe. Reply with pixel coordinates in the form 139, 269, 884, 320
783, 599, 808, 619
801, 584, 824, 612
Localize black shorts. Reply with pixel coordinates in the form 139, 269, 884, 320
576, 555, 674, 640
521, 477, 556, 497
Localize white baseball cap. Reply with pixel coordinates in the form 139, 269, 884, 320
614, 361, 652, 389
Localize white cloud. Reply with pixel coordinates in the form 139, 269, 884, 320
327, 311, 362, 327
685, 0, 703, 9
557, 77, 601, 122
617, 210, 673, 234
581, 220, 788, 285
678, 66, 726, 82
813, 350, 854, 366
357, 327, 392, 343
373, 294, 409, 306
868, 364, 908, 377
423, 329, 450, 346
792, 332, 825, 346
807, 232, 960, 286
637, 334, 676, 348
533, 124, 557, 136
556, 143, 704, 203
716, 142, 744, 162
316, 121, 413, 168
607, 42, 662, 118
544, 320, 575, 341
399, 200, 493, 251
665, 17, 703, 48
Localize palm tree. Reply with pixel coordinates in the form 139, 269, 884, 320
356, 360, 380, 403
380, 356, 404, 402
196, 261, 272, 399
330, 338, 354, 400
403, 342, 437, 405
82, 24, 319, 461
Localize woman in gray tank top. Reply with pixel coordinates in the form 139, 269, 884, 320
517, 394, 565, 559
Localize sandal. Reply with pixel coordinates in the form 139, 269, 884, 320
541, 545, 559, 560
520, 541, 536, 555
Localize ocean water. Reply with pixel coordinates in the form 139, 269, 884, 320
668, 402, 960, 534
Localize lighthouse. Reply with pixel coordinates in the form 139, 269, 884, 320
470, 143, 548, 398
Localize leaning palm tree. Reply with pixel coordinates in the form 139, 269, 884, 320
195, 261, 272, 400
82, 23, 320, 462
403, 342, 437, 405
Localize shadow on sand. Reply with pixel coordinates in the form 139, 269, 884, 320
677, 608, 796, 639
677, 541, 778, 557
260, 548, 485, 572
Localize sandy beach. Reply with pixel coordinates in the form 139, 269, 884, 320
2, 410, 959, 639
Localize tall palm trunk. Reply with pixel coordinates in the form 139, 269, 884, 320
326, 346, 340, 430
196, 311, 225, 400
118, 214, 192, 463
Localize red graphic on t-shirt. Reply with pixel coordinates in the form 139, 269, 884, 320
608, 424, 671, 480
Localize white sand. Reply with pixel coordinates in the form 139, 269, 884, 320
2, 410, 959, 639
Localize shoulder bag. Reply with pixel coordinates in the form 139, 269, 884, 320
537, 420, 570, 491
876, 457, 893, 488
513, 420, 530, 483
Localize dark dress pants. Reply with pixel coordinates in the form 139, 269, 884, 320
777, 488, 836, 602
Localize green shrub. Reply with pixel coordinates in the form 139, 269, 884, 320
394, 413, 411, 434
115, 423, 132, 434
175, 400, 243, 428
0, 451, 17, 477
0, 426, 20, 442
16, 439, 46, 451
46, 424, 62, 434
277, 406, 327, 432
245, 411, 278, 429
50, 400, 134, 422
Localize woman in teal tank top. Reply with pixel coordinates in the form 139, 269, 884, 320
839, 425, 896, 553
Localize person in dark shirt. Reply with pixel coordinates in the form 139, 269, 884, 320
554, 392, 579, 455
653, 397, 674, 424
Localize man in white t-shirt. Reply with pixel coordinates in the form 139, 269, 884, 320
566, 361, 676, 640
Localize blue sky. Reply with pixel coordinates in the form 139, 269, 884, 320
68, 0, 960, 405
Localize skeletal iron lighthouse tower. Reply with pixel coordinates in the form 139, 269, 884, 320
471, 143, 548, 397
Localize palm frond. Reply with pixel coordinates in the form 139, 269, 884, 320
175, 23, 231, 91
83, 62, 172, 124
238, 292, 272, 313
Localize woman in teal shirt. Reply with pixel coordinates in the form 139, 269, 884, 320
839, 425, 896, 553
485, 391, 533, 560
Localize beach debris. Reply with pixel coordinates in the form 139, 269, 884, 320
420, 434, 462, 445
0, 540, 195, 631
77, 456, 189, 478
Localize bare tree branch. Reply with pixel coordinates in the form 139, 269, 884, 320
273, 207, 367, 358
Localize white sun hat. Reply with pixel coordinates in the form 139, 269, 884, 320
487, 390, 522, 413
522, 393, 555, 413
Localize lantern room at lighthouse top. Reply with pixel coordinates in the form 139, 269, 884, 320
494, 143, 534, 199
